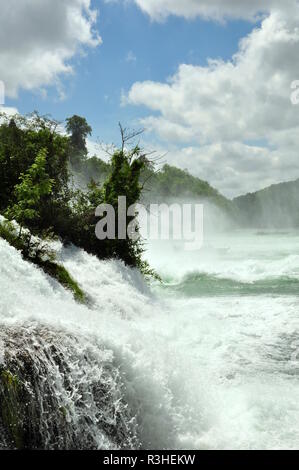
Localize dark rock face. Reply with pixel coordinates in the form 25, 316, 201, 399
0, 324, 139, 450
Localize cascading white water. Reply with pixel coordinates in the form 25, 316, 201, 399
1, 229, 299, 449
0, 238, 186, 449
0, 324, 139, 450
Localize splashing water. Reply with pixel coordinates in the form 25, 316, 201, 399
1, 229, 299, 449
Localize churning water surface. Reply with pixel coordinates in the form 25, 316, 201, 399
1, 229, 299, 449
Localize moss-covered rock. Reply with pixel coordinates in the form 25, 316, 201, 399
38, 260, 85, 303
0, 370, 24, 449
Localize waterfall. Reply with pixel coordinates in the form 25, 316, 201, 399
0, 239, 180, 450
2, 230, 299, 450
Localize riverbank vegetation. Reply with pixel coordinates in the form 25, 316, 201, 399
0, 112, 157, 294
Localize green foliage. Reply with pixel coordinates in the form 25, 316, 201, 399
0, 369, 24, 449
103, 146, 144, 206
143, 163, 230, 208
0, 221, 25, 252
0, 112, 70, 235
5, 148, 54, 235
0, 114, 160, 279
41, 261, 86, 303
74, 156, 111, 188
65, 147, 145, 268
66, 115, 92, 168
101, 146, 146, 266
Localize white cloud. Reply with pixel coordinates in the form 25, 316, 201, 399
125, 51, 137, 63
166, 142, 299, 198
130, 0, 295, 21
0, 0, 101, 98
125, 2, 299, 197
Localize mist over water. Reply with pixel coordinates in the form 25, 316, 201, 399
1, 211, 299, 448
146, 227, 299, 449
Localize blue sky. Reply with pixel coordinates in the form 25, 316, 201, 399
1, 0, 299, 197
4, 1, 253, 145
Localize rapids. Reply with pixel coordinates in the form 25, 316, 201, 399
1, 229, 299, 449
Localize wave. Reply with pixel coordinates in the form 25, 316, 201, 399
146, 231, 299, 285
2, 236, 299, 449
161, 271, 299, 297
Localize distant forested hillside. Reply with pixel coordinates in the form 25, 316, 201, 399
142, 164, 229, 206
79, 157, 232, 210
233, 179, 299, 228
74, 155, 111, 188
76, 153, 299, 228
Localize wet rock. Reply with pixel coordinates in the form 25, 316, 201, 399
0, 324, 139, 450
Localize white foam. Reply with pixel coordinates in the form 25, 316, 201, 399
1, 233, 299, 449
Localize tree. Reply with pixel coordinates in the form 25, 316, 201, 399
66, 115, 92, 168
6, 148, 54, 239
66, 125, 157, 275
0, 112, 70, 235
97, 125, 157, 276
